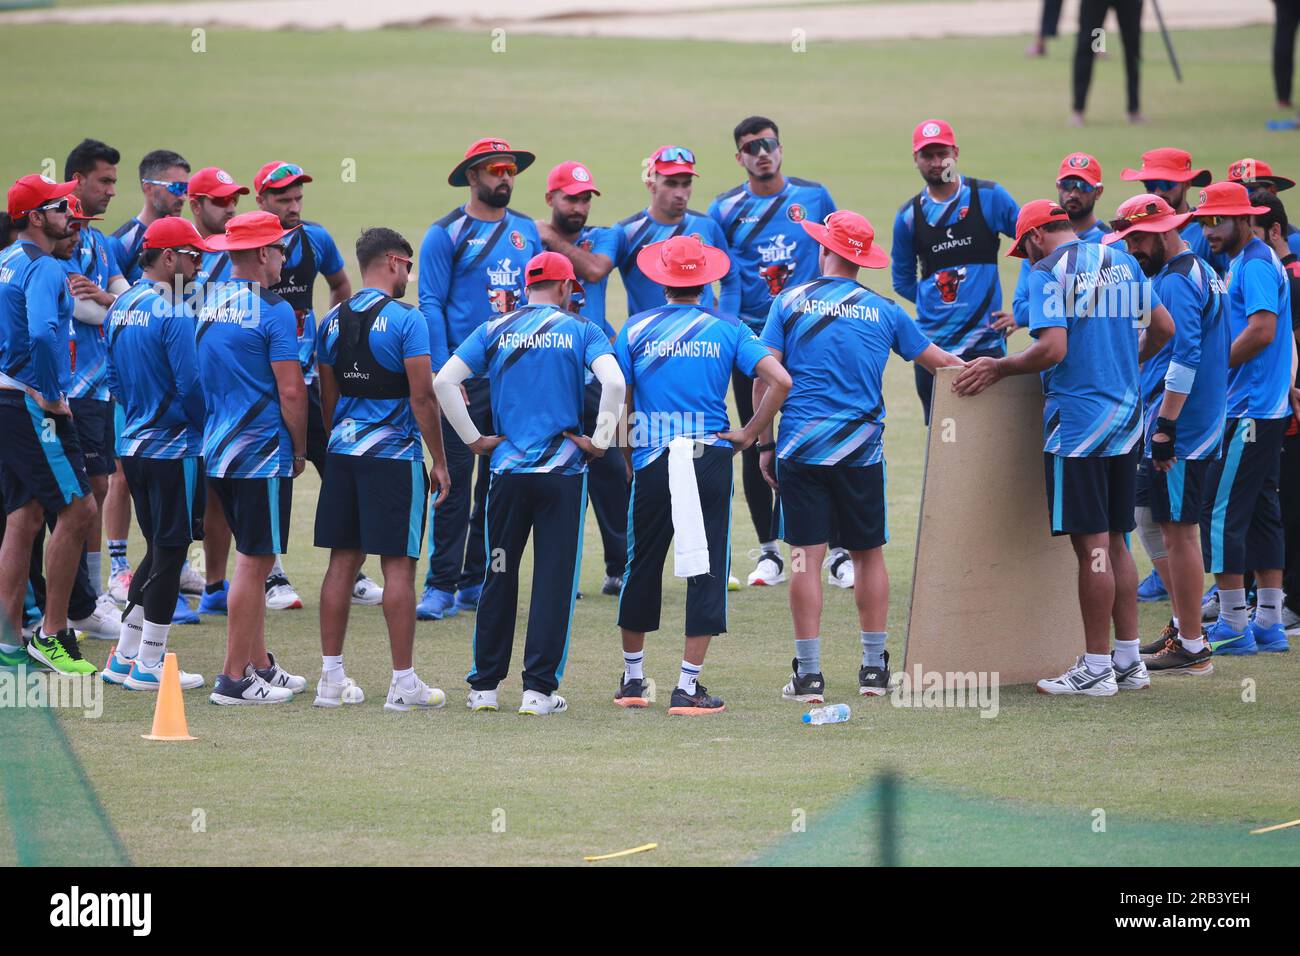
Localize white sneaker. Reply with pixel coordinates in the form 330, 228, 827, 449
107, 569, 132, 605
178, 563, 205, 596
1282, 605, 1300, 636
209, 670, 294, 705
314, 674, 365, 708
385, 676, 446, 712
124, 657, 205, 691
71, 599, 121, 640
467, 688, 499, 711
1111, 656, 1151, 691
746, 548, 786, 586
1035, 658, 1118, 697
351, 572, 383, 606
265, 573, 303, 610
825, 549, 855, 589
255, 651, 306, 693
518, 689, 567, 715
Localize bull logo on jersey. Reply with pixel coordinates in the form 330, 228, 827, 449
759, 262, 793, 296
933, 267, 966, 304
958, 205, 969, 220
509, 230, 525, 250
786, 203, 806, 223
579, 239, 593, 252
487, 288, 519, 313
487, 257, 521, 287
295, 308, 308, 338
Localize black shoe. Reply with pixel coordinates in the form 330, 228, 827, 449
1139, 620, 1178, 656
614, 674, 649, 708
668, 682, 725, 715
601, 575, 623, 596
1145, 638, 1214, 675
781, 658, 825, 702
858, 650, 891, 697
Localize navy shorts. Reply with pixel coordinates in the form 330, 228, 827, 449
0, 393, 92, 515
69, 397, 116, 477
314, 454, 428, 558
617, 443, 733, 637
1044, 449, 1139, 536
209, 475, 293, 556
122, 455, 205, 547
306, 382, 328, 472
1202, 416, 1286, 575
777, 458, 887, 551
1147, 456, 1212, 525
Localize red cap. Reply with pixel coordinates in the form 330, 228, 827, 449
1190, 181, 1271, 219
190, 166, 250, 199
253, 161, 313, 195
912, 119, 956, 153
648, 145, 697, 178
1101, 194, 1192, 244
800, 210, 889, 269
1007, 199, 1070, 258
142, 216, 212, 252
1120, 148, 1211, 187
66, 195, 103, 222
546, 161, 601, 197
636, 235, 730, 287
1227, 158, 1295, 193
205, 210, 294, 251
525, 251, 584, 298
7, 174, 77, 219
1057, 152, 1103, 187
448, 137, 536, 187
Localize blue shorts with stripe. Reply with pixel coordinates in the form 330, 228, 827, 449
209, 475, 293, 556
1043, 449, 1138, 536
1145, 456, 1212, 525
0, 392, 91, 515
314, 453, 428, 558
1201, 416, 1286, 575
121, 455, 205, 547
69, 397, 117, 477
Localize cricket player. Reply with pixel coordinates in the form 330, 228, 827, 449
758, 211, 962, 701
613, 235, 790, 714
419, 137, 542, 621
1121, 148, 1228, 276
1227, 157, 1300, 258
434, 252, 625, 716
314, 228, 453, 711
954, 200, 1174, 697
892, 119, 1019, 424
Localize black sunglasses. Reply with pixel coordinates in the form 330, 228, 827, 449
740, 137, 780, 157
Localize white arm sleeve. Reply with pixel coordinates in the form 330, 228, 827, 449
590, 353, 626, 451
432, 355, 480, 446
108, 277, 131, 296
73, 298, 109, 326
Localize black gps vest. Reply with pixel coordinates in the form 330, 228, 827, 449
911, 177, 1001, 279
272, 226, 318, 337
335, 296, 410, 400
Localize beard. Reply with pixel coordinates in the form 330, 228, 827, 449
1134, 244, 1166, 277
557, 212, 586, 234
476, 182, 512, 209
1064, 196, 1095, 222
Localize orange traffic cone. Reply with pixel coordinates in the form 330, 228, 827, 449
141, 652, 196, 741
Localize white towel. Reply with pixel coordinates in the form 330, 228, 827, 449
668, 437, 710, 578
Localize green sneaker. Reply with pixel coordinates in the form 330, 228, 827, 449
27, 630, 97, 675
0, 643, 32, 669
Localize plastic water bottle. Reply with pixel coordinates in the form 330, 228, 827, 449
802, 703, 851, 725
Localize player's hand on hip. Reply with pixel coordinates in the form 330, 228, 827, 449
1289, 385, 1300, 423
469, 434, 504, 456
430, 462, 452, 506
759, 449, 778, 491
952, 357, 1001, 397
563, 431, 604, 458
716, 428, 754, 455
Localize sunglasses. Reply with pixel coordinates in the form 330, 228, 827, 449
264, 163, 304, 185
1057, 178, 1096, 194
1142, 180, 1180, 194
481, 162, 517, 178
1195, 215, 1226, 228
654, 146, 695, 165
388, 252, 413, 271
174, 248, 203, 262
143, 179, 189, 197
740, 137, 780, 157
268, 242, 288, 256
201, 194, 240, 208
33, 197, 70, 215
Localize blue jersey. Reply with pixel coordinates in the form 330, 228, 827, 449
273, 221, 345, 385
0, 241, 74, 402
1181, 218, 1230, 277
1012, 220, 1109, 326
614, 303, 768, 470
1025, 240, 1160, 457
1141, 250, 1228, 459
707, 177, 837, 327
454, 304, 612, 475
891, 176, 1019, 354
194, 278, 299, 478
761, 276, 930, 466
191, 249, 233, 309
566, 224, 620, 329
105, 280, 205, 459
318, 289, 429, 462
1289, 225, 1300, 260
109, 216, 147, 283
63, 227, 119, 401
1224, 237, 1294, 420
419, 206, 542, 371
613, 208, 740, 318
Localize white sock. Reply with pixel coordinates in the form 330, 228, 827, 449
322, 655, 344, 682
1171, 616, 1179, 630
678, 660, 701, 694
138, 619, 170, 666
1179, 632, 1207, 653
118, 604, 145, 658
271, 555, 286, 577
622, 651, 644, 681
86, 551, 104, 596
1219, 587, 1248, 632
1112, 639, 1140, 668
1256, 588, 1284, 628
393, 666, 416, 689
759, 540, 778, 555
1083, 652, 1112, 675
0, 641, 21, 654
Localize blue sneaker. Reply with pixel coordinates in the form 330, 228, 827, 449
1201, 584, 1220, 622
197, 580, 229, 615
1206, 618, 1256, 655
1250, 620, 1290, 653
454, 583, 482, 612
1136, 569, 1168, 602
101, 646, 134, 684
416, 587, 458, 621
172, 594, 200, 626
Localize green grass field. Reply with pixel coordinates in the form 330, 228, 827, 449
1, 21, 1298, 866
